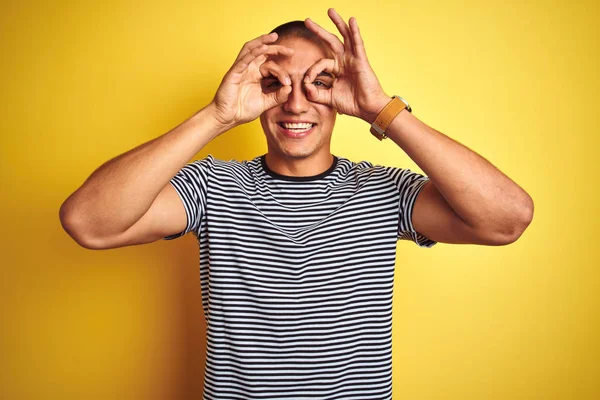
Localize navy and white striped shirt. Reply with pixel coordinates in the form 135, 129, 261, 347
164, 154, 437, 400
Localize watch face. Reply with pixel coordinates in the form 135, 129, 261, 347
397, 96, 412, 112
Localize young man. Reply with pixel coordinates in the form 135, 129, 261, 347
60, 8, 533, 399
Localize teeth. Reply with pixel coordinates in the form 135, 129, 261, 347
282, 122, 313, 129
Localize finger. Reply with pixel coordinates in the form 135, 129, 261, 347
349, 17, 367, 60
264, 45, 295, 58
233, 44, 269, 73
327, 8, 354, 55
303, 58, 336, 106
305, 80, 333, 106
259, 60, 291, 85
233, 44, 294, 73
263, 85, 292, 110
304, 17, 345, 55
303, 58, 335, 84
234, 32, 278, 63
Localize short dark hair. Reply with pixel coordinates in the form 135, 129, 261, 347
270, 21, 332, 57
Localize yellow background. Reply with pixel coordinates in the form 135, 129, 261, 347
1, 0, 598, 399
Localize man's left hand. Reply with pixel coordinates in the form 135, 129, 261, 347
304, 8, 391, 124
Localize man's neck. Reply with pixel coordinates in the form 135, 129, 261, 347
264, 152, 335, 177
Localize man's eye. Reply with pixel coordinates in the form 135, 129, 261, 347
313, 81, 329, 88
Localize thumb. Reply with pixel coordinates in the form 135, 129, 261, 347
305, 83, 332, 106
263, 85, 292, 110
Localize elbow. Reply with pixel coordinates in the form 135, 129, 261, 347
512, 196, 534, 241
523, 196, 535, 227
59, 200, 105, 250
477, 199, 534, 246
494, 202, 535, 245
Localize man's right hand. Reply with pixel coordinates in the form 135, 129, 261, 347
210, 32, 294, 130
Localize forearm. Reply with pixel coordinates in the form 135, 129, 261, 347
60, 103, 227, 239
384, 109, 534, 236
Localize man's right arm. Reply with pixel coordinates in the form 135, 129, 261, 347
59, 104, 227, 250
59, 32, 294, 250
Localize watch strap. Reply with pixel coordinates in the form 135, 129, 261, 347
370, 96, 410, 141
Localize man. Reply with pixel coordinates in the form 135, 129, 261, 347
60, 8, 533, 400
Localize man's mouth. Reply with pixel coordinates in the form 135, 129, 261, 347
277, 122, 317, 138
278, 122, 316, 133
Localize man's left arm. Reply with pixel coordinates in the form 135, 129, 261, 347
374, 102, 534, 245
304, 8, 534, 245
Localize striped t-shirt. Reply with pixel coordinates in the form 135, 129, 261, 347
164, 154, 437, 400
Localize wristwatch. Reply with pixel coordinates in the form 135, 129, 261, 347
370, 95, 412, 141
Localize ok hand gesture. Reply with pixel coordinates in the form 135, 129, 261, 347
211, 33, 295, 130
303, 9, 391, 123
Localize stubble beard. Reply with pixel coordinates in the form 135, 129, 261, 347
274, 133, 325, 160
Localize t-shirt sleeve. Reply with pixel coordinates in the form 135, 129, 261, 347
384, 166, 438, 248
163, 155, 215, 240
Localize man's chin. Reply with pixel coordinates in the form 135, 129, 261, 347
266, 133, 325, 160
280, 148, 315, 159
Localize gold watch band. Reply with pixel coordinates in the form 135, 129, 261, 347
369, 96, 408, 141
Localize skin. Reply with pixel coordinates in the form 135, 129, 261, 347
258, 37, 338, 176
209, 8, 533, 244
210, 8, 389, 177
60, 8, 532, 250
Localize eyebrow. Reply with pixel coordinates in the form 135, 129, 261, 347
316, 71, 334, 79
262, 71, 335, 81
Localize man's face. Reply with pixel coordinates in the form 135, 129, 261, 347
259, 37, 336, 160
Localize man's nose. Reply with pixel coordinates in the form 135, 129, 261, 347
283, 82, 311, 114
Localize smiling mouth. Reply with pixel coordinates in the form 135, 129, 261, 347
277, 122, 317, 133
